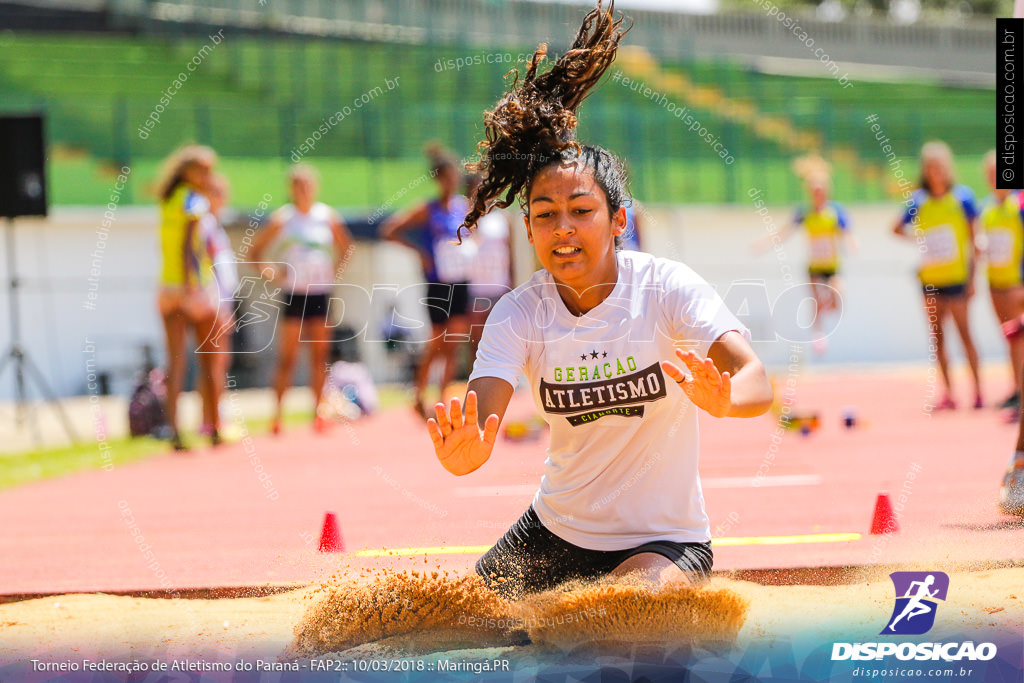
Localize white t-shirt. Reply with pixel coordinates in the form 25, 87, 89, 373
469, 250, 748, 550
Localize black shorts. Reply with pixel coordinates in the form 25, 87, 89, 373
424, 281, 471, 326
923, 283, 968, 299
809, 268, 837, 283
283, 292, 330, 320
475, 506, 713, 600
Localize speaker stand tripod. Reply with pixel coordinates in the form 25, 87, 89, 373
0, 217, 79, 444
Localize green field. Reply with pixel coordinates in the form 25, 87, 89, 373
50, 152, 989, 212
0, 33, 995, 207
0, 386, 412, 491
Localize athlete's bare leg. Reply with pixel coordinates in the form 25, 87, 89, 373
305, 317, 332, 420
441, 315, 470, 390
991, 286, 1024, 394
611, 552, 693, 589
273, 318, 303, 430
158, 292, 188, 449
414, 323, 447, 418
948, 296, 982, 402
927, 293, 953, 397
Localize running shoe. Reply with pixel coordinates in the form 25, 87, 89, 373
931, 395, 956, 412
999, 392, 1021, 411
170, 430, 188, 452
313, 414, 333, 434
999, 453, 1024, 516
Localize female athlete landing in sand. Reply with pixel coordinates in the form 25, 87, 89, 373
426, 1, 773, 600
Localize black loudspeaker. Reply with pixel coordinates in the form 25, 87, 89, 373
0, 115, 47, 218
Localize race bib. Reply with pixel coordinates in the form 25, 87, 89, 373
809, 236, 837, 263
285, 247, 334, 291
986, 229, 1014, 268
921, 225, 959, 267
434, 236, 477, 282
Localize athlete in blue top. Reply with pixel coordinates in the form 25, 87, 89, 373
383, 145, 477, 418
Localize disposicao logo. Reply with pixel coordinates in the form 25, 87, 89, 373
881, 571, 949, 635
831, 571, 998, 662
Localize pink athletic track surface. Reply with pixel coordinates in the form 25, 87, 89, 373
1, 367, 1020, 596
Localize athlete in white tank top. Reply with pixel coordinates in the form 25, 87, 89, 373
276, 202, 337, 295
250, 167, 353, 436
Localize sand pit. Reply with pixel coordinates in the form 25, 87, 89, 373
0, 566, 1020, 669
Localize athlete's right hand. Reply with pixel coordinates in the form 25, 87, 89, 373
427, 391, 500, 476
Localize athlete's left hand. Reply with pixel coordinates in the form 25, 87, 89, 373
661, 349, 732, 418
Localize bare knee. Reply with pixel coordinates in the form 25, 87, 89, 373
611, 553, 691, 589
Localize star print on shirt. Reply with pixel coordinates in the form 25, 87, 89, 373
602, 351, 608, 358
580, 354, 587, 361
590, 350, 599, 359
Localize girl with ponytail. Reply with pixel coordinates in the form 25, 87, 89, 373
427, 2, 773, 599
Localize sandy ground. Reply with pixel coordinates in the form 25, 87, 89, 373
1, 567, 1020, 668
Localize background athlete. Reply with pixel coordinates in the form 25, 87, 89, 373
754, 155, 853, 355
978, 152, 1024, 418
892, 141, 982, 411
251, 164, 352, 435
382, 145, 477, 418
197, 173, 237, 443
153, 145, 220, 451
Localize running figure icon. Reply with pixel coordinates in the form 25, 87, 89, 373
887, 574, 939, 631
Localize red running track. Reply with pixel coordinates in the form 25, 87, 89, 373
0, 367, 1020, 595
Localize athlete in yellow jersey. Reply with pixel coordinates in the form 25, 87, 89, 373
154, 145, 221, 450
160, 185, 211, 289
753, 156, 854, 356
980, 152, 1024, 415
892, 141, 982, 411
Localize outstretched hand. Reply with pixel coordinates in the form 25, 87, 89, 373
427, 391, 500, 476
661, 349, 733, 418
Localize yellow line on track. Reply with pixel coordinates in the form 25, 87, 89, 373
714, 532, 862, 546
352, 532, 862, 557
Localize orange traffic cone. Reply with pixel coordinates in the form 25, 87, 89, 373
318, 512, 345, 552
869, 492, 899, 535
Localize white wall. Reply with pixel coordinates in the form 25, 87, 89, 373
646, 203, 1005, 370
0, 204, 1008, 400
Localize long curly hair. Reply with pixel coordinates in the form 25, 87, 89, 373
154, 144, 216, 202
461, 1, 631, 233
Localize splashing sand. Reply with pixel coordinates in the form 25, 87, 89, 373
287, 569, 748, 659
286, 569, 512, 659
515, 574, 748, 650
